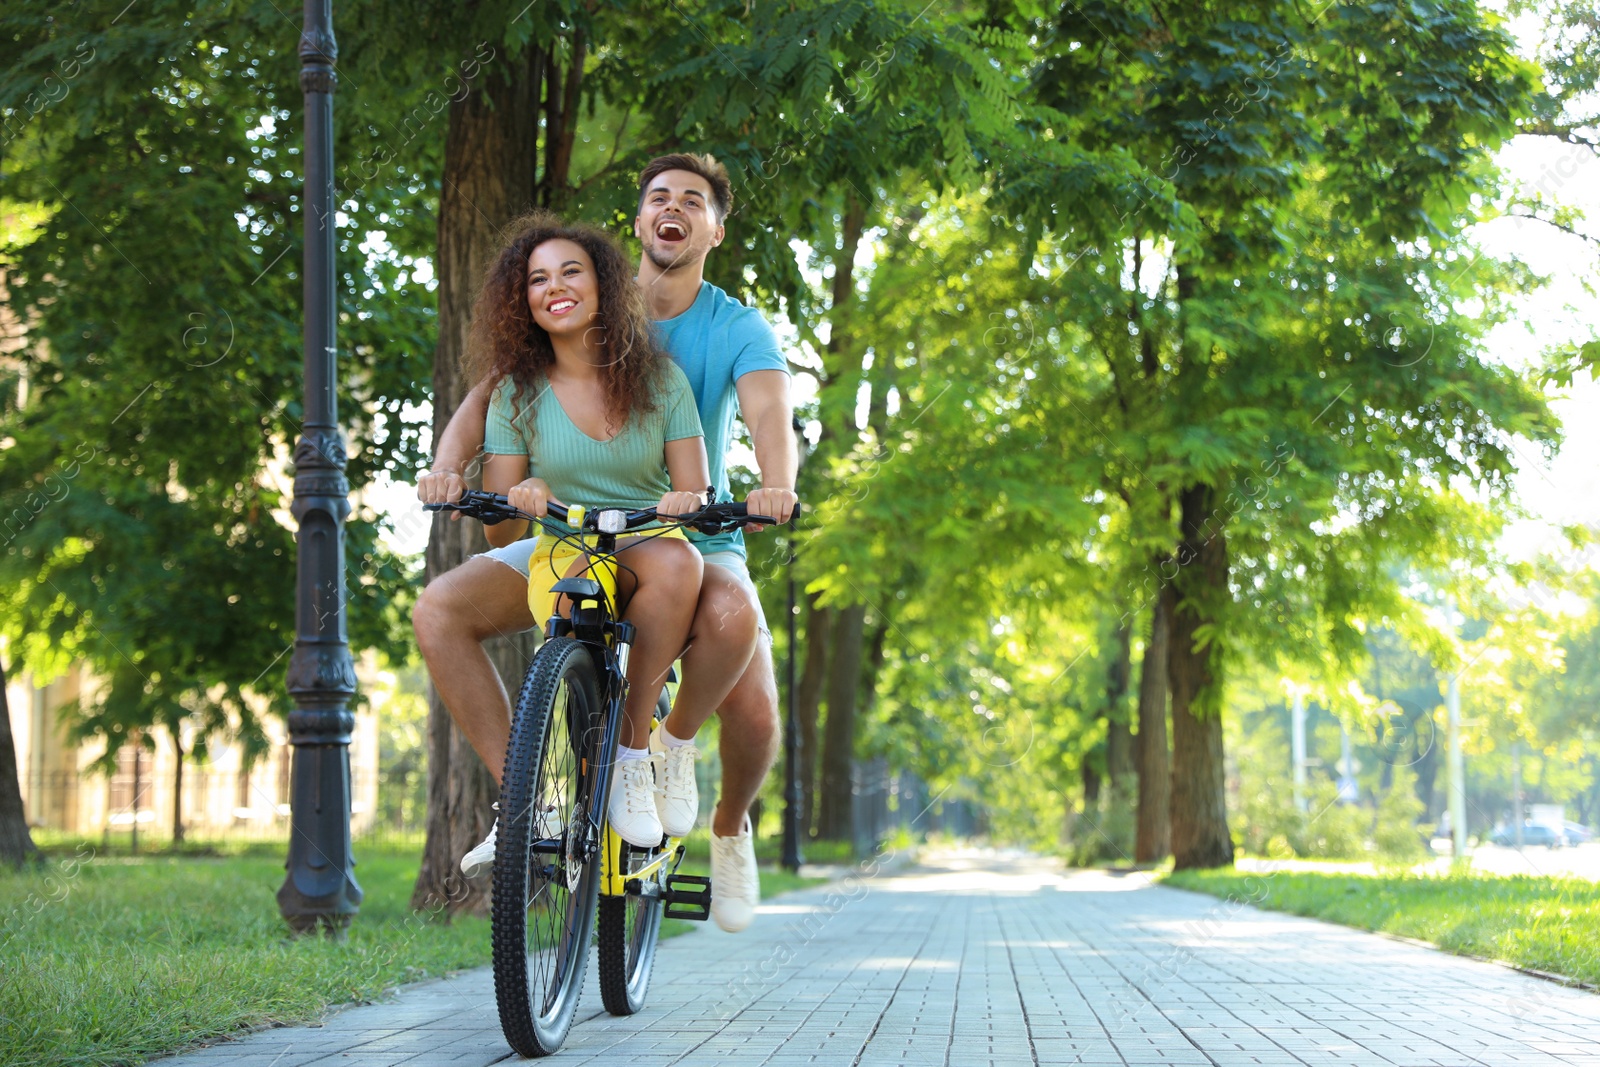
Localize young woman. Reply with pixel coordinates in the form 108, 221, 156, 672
468, 212, 709, 848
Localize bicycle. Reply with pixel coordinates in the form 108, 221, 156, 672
424, 489, 789, 1057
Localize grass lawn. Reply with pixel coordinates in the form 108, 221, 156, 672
1165, 867, 1600, 985
1, 839, 828, 1067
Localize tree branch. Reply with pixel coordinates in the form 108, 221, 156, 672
1505, 210, 1600, 246
571, 104, 634, 201
1515, 119, 1600, 153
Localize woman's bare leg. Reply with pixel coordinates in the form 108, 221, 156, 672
412, 557, 536, 784
604, 537, 703, 749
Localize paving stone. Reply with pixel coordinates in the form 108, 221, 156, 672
147, 850, 1600, 1066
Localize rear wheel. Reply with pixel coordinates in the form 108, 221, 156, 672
492, 638, 603, 1057
596, 842, 666, 1015
596, 688, 671, 1015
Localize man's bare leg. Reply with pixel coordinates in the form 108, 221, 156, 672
411, 556, 535, 784
711, 634, 780, 838
664, 564, 761, 743
664, 563, 781, 839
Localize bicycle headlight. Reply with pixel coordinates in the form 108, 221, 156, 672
597, 508, 628, 534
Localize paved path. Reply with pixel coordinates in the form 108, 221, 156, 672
163, 849, 1600, 1066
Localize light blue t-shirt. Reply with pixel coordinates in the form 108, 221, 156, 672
653, 281, 789, 558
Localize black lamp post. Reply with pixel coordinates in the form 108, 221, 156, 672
780, 415, 806, 874
276, 0, 362, 935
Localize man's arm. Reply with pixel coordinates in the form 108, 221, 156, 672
417, 380, 492, 508
735, 369, 798, 525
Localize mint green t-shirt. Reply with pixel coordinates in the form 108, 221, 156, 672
482, 361, 704, 527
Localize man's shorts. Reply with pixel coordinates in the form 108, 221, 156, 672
481, 536, 769, 639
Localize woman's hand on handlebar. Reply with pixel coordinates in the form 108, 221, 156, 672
744, 487, 798, 532
657, 489, 707, 522
508, 477, 560, 519
418, 468, 468, 520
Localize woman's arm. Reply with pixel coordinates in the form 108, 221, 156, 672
437, 381, 492, 474
417, 381, 493, 510
659, 436, 711, 518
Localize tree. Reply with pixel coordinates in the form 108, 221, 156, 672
1028, 0, 1553, 868
1, 1, 430, 842
0, 656, 40, 868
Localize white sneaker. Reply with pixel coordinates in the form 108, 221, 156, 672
650, 724, 700, 838
609, 758, 663, 848
709, 813, 760, 932
460, 803, 499, 878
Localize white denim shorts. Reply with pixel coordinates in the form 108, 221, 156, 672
480, 539, 770, 639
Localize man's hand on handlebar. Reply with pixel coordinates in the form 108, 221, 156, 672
744, 487, 798, 533
417, 468, 468, 520
508, 477, 561, 519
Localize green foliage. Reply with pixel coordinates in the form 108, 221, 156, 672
1291, 787, 1373, 861
1, 0, 433, 760
375, 661, 430, 832
1234, 773, 1303, 858
1375, 764, 1429, 863
2, 0, 1588, 862
1067, 785, 1138, 867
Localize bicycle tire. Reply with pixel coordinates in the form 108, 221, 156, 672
492, 637, 604, 1057
596, 689, 673, 1015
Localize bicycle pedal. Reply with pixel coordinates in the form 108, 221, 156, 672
662, 873, 712, 921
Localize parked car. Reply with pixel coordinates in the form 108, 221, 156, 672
1489, 822, 1567, 847
1565, 821, 1594, 845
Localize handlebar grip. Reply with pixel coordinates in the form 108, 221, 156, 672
744, 502, 802, 525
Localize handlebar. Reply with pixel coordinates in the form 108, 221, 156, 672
424, 489, 801, 536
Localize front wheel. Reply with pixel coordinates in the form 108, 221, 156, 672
492, 637, 603, 1057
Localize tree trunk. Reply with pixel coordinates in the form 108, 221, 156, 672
1134, 581, 1173, 863
1168, 483, 1234, 870
0, 657, 40, 869
1104, 621, 1135, 792
170, 724, 185, 845
412, 47, 543, 916
1081, 752, 1102, 807
860, 619, 890, 718
796, 596, 831, 837
541, 33, 585, 209
815, 603, 866, 841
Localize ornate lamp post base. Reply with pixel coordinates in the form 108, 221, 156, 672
278, 0, 361, 934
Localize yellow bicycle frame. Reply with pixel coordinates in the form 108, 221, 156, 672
541, 506, 685, 900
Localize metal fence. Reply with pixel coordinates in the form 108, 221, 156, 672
849, 758, 979, 855
19, 765, 421, 847
21, 755, 970, 855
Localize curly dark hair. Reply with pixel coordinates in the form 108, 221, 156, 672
466, 211, 669, 439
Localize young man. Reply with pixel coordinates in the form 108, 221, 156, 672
414, 153, 797, 933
